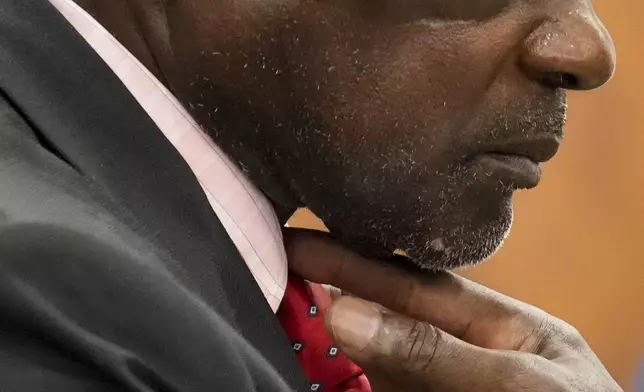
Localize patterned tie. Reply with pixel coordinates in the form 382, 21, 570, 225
277, 275, 371, 392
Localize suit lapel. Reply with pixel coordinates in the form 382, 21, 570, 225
0, 0, 305, 388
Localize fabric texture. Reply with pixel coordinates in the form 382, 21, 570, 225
48, 0, 287, 311
7, 0, 369, 391
10, 1, 371, 390
279, 276, 371, 392
0, 0, 307, 389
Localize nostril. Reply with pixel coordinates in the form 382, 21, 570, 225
560, 72, 579, 89
539, 72, 580, 89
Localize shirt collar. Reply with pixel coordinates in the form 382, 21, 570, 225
48, 0, 288, 312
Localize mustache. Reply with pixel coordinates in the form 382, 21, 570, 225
480, 89, 568, 144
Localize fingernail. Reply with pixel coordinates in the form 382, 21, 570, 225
329, 297, 381, 351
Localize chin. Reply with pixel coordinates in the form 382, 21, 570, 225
404, 203, 514, 271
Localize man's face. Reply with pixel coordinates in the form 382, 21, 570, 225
164, 0, 615, 270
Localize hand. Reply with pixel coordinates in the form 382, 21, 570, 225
284, 230, 622, 392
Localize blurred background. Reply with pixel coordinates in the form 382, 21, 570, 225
288, 1, 643, 389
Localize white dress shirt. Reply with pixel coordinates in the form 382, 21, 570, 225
48, 0, 288, 312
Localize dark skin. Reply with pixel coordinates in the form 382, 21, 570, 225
76, 0, 614, 270
72, 0, 618, 390
285, 231, 622, 391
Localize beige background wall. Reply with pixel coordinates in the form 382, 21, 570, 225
288, 1, 644, 389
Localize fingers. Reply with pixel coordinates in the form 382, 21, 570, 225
326, 296, 524, 392
322, 284, 343, 300
326, 297, 623, 392
284, 229, 548, 351
285, 231, 618, 391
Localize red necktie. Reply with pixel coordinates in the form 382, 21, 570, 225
277, 274, 371, 392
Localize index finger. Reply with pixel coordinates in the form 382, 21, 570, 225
284, 229, 549, 351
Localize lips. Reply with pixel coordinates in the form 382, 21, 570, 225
476, 136, 561, 190
477, 153, 541, 189
489, 137, 562, 164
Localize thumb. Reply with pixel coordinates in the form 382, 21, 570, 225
325, 296, 515, 391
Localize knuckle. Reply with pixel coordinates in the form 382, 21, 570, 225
527, 315, 557, 351
550, 318, 587, 350
522, 312, 587, 354
395, 320, 443, 373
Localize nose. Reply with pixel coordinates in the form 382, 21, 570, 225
520, 7, 616, 91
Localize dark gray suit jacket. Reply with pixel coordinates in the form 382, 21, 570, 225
0, 1, 307, 390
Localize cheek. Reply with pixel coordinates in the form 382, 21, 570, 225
311, 21, 481, 102
311, 33, 491, 163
